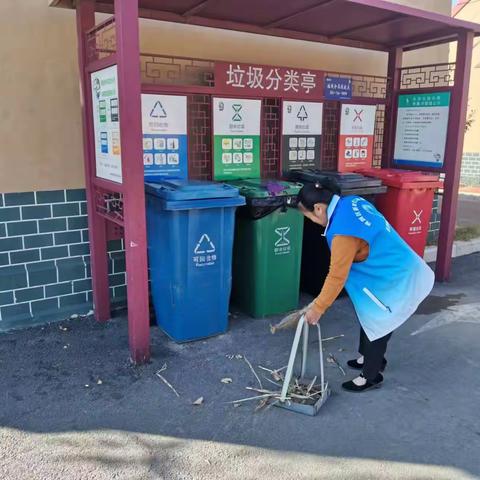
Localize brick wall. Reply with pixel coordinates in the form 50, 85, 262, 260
461, 152, 480, 187
0, 189, 126, 331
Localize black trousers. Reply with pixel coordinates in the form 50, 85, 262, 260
358, 327, 392, 381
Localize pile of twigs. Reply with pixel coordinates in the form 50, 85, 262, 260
230, 364, 327, 412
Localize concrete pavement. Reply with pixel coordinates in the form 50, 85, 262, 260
458, 194, 480, 227
1, 254, 479, 480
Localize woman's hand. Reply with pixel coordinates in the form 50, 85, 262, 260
305, 307, 322, 325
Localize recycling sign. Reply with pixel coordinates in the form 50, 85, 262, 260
282, 101, 323, 173
150, 101, 167, 118
193, 233, 217, 267
141, 94, 188, 179
213, 97, 261, 181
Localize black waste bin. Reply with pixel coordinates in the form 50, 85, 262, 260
287, 170, 387, 297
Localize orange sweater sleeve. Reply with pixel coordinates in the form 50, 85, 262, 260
312, 235, 364, 316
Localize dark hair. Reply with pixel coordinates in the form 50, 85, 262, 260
298, 177, 341, 211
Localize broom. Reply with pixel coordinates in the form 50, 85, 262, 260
270, 302, 314, 334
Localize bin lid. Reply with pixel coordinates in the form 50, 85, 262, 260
288, 169, 382, 189
145, 179, 241, 201
357, 168, 443, 189
227, 178, 302, 199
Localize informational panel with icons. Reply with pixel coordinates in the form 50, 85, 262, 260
281, 101, 323, 173
91, 65, 122, 183
213, 97, 261, 180
338, 104, 377, 172
141, 94, 188, 179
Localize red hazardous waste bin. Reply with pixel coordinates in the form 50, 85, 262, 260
357, 169, 443, 257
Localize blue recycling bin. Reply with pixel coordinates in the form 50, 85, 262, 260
145, 180, 245, 342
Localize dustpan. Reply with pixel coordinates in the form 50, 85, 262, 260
275, 314, 331, 416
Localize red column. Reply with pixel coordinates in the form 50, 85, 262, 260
114, 0, 151, 363
382, 47, 403, 168
436, 31, 475, 281
76, 0, 111, 322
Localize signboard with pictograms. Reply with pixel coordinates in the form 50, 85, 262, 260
338, 104, 377, 172
215, 62, 324, 99
141, 94, 188, 179
281, 101, 323, 173
393, 92, 451, 169
213, 97, 261, 180
91, 65, 122, 183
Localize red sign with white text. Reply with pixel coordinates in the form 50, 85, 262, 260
338, 104, 377, 172
214, 62, 324, 99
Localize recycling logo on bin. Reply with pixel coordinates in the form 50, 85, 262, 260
193, 233, 217, 267
274, 227, 291, 256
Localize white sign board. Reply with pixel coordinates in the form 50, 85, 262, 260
141, 94, 188, 178
394, 92, 451, 169
282, 101, 323, 172
141, 94, 187, 135
282, 101, 323, 135
91, 65, 122, 183
213, 98, 261, 136
340, 104, 377, 136
338, 104, 377, 172
213, 97, 261, 180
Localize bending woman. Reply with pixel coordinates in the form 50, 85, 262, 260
297, 179, 434, 393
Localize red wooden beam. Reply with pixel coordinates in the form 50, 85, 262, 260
436, 31, 475, 281
114, 0, 151, 363
76, 0, 111, 323
86, 54, 118, 73
398, 29, 462, 51
93, 176, 125, 193
381, 46, 403, 169
397, 86, 453, 96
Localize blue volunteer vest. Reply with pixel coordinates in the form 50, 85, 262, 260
325, 195, 434, 341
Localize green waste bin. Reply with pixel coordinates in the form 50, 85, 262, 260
229, 179, 304, 318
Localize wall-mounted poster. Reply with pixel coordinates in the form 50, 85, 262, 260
141, 94, 188, 179
91, 65, 122, 183
213, 97, 261, 180
394, 92, 451, 169
282, 101, 323, 174
338, 104, 377, 172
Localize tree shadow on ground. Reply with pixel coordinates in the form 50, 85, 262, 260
1, 254, 480, 479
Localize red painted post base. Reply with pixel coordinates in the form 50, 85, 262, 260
130, 346, 151, 365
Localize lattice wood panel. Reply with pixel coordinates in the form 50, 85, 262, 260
321, 101, 340, 171
261, 98, 281, 178
187, 95, 212, 180
400, 63, 455, 90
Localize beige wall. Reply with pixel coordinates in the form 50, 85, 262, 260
0, 2, 84, 193
451, 2, 480, 153
0, 0, 449, 194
